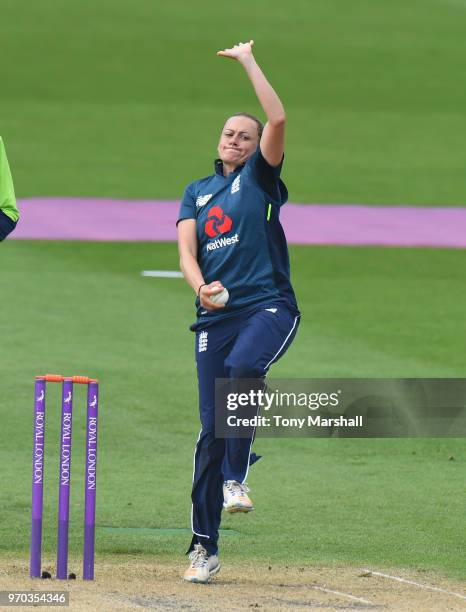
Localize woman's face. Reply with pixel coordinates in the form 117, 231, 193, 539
217, 116, 260, 167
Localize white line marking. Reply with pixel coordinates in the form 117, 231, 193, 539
141, 270, 184, 278
190, 429, 210, 539
264, 314, 300, 371
312, 585, 375, 605
363, 570, 466, 601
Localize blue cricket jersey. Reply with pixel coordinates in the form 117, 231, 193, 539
177, 146, 299, 327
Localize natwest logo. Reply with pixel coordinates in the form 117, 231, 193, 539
205, 205, 233, 238
207, 234, 239, 252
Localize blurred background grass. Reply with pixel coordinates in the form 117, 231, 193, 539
1, 0, 466, 204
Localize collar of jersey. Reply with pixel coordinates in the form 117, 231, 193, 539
214, 158, 245, 177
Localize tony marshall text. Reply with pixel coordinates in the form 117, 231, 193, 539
227, 415, 364, 429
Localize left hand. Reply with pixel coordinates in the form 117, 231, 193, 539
217, 40, 254, 61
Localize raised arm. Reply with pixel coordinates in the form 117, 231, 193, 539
217, 40, 285, 167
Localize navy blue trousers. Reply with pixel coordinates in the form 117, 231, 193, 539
189, 302, 300, 555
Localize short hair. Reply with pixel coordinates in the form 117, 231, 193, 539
226, 113, 264, 140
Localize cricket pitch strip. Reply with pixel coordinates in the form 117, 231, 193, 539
1, 559, 465, 611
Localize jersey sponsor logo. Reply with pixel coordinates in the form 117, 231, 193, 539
205, 205, 233, 238
196, 194, 212, 207
206, 233, 239, 252
231, 175, 240, 194
198, 331, 208, 352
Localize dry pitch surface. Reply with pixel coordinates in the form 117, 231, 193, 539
1, 560, 466, 611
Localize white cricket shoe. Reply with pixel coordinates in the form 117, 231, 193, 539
183, 544, 220, 583
223, 480, 254, 513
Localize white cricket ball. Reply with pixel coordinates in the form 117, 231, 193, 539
210, 286, 229, 305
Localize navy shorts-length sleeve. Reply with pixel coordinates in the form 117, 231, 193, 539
248, 147, 288, 206
177, 182, 197, 226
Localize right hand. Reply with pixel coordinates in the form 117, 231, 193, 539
199, 281, 226, 310
217, 40, 255, 62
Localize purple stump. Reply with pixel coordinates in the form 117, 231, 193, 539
83, 381, 99, 580
56, 379, 73, 579
30, 378, 46, 578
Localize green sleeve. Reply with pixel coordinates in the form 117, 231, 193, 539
0, 137, 19, 222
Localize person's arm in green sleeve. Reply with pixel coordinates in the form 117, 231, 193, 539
0, 137, 19, 223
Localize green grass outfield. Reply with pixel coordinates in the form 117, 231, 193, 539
1, 0, 465, 587
1, 241, 465, 578
1, 0, 466, 205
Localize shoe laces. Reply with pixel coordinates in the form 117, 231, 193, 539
225, 480, 250, 496
189, 544, 208, 568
